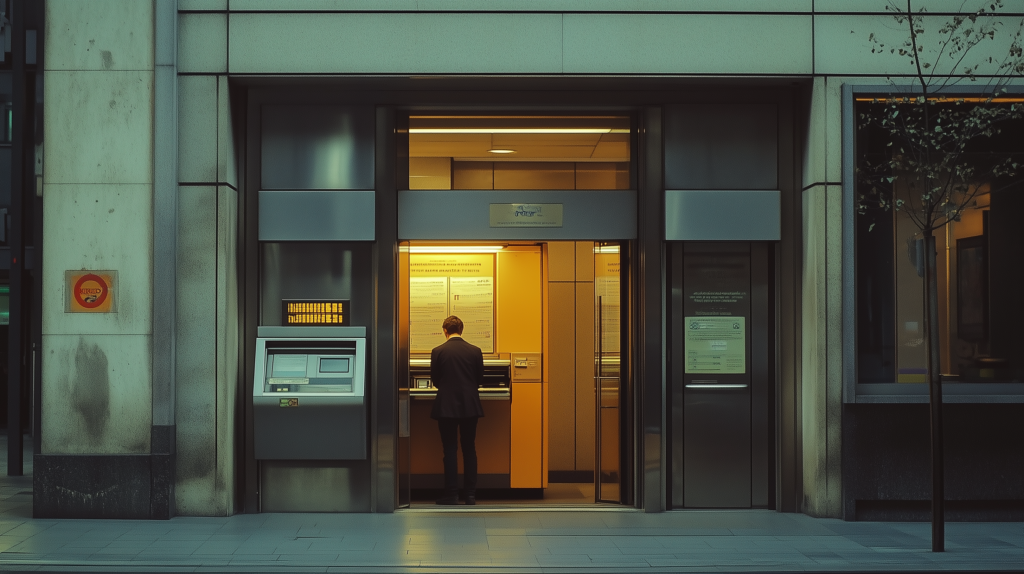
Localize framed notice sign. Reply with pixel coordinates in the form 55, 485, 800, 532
684, 316, 746, 374
65, 271, 117, 313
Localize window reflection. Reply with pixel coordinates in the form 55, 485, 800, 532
855, 101, 1024, 384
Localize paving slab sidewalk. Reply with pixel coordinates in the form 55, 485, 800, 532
1, 437, 1022, 573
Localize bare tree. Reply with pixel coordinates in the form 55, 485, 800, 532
855, 0, 1024, 553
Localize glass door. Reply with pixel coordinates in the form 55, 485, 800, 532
594, 242, 622, 503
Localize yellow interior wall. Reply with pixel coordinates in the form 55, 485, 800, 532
575, 242, 596, 471
547, 243, 577, 472
496, 247, 542, 353
409, 157, 452, 190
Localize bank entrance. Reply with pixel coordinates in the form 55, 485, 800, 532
395, 114, 635, 507
243, 93, 794, 514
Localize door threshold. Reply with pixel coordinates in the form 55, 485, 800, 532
400, 504, 636, 512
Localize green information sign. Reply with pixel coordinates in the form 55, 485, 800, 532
684, 316, 746, 374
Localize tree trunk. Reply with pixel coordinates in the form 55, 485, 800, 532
922, 231, 944, 552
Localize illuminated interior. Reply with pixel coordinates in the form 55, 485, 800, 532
408, 116, 631, 190
399, 241, 624, 505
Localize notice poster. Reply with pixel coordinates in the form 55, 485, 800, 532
410, 277, 449, 352
409, 254, 493, 277
684, 316, 746, 374
409, 254, 496, 353
449, 277, 494, 353
595, 253, 620, 353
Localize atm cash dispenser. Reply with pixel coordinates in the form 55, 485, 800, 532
253, 326, 367, 460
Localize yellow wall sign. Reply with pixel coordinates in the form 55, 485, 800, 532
409, 254, 494, 277
66, 271, 117, 313
283, 300, 349, 325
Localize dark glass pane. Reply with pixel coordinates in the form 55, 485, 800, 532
664, 104, 777, 190
261, 105, 375, 190
260, 242, 373, 328
856, 98, 1024, 384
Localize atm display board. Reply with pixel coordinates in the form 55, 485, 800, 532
264, 349, 358, 394
283, 299, 350, 325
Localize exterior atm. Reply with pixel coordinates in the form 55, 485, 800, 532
253, 326, 367, 460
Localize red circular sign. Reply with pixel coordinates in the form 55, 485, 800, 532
73, 274, 109, 309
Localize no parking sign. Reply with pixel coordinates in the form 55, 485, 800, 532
65, 270, 117, 313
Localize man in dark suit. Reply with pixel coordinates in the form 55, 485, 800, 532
430, 315, 485, 505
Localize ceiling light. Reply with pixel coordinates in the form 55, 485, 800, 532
488, 149, 516, 154
407, 246, 506, 253
409, 128, 630, 134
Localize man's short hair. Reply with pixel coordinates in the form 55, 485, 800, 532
442, 315, 464, 335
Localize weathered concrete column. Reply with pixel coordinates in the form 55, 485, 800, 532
36, 0, 157, 518
799, 76, 844, 518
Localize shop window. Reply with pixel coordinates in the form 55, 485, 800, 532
408, 116, 631, 190
855, 97, 1024, 384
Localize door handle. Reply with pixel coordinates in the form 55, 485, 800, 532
685, 383, 748, 389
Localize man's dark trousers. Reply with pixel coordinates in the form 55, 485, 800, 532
438, 417, 478, 498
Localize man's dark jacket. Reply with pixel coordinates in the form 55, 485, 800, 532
430, 336, 485, 420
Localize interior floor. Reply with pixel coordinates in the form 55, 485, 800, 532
409, 483, 597, 507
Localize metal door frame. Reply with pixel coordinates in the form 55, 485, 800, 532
667, 241, 777, 509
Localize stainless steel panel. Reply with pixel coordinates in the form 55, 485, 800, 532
679, 244, 753, 508
376, 107, 400, 512
640, 106, 663, 511
258, 326, 366, 338
259, 190, 375, 241
596, 251, 622, 503
664, 104, 777, 190
665, 189, 781, 241
669, 242, 686, 509
260, 242, 373, 327
843, 84, 858, 405
253, 336, 368, 460
253, 397, 367, 459
683, 386, 752, 508
397, 189, 637, 240
261, 105, 374, 190
260, 461, 371, 512
749, 242, 774, 508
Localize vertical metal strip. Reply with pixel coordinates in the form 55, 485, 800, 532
152, 0, 177, 435
374, 106, 398, 512
749, 242, 772, 508
6, 0, 27, 476
242, 92, 261, 514
595, 295, 602, 501
841, 83, 857, 405
668, 242, 684, 508
776, 94, 800, 513
150, 0, 179, 519
640, 106, 664, 512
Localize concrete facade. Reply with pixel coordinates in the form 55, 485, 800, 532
34, 0, 1024, 519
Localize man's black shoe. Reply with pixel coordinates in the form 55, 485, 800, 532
435, 496, 459, 505
465, 496, 476, 505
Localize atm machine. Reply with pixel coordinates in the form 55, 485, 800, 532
253, 326, 368, 460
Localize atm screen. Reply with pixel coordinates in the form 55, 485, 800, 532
271, 354, 307, 377
320, 357, 350, 373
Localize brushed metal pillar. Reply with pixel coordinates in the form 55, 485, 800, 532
639, 106, 664, 512
373, 107, 398, 512
242, 92, 261, 514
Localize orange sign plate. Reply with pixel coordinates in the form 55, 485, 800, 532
66, 271, 117, 313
